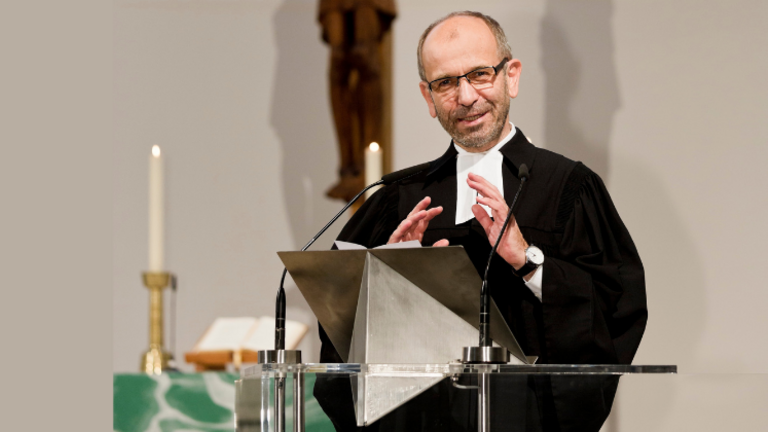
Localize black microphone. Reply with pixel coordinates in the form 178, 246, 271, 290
479, 163, 529, 347
274, 162, 431, 350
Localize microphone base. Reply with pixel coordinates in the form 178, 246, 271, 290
257, 350, 302, 364
461, 346, 510, 364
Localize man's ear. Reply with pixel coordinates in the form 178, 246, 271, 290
419, 81, 438, 118
506, 59, 522, 99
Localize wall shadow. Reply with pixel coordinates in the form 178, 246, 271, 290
541, 3, 705, 430
540, 0, 619, 179
607, 155, 707, 431
271, 0, 345, 361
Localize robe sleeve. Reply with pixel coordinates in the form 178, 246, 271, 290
541, 164, 647, 365
335, 183, 401, 248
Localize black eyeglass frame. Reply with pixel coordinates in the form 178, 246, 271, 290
426, 57, 510, 93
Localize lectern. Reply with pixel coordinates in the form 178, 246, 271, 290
237, 247, 676, 431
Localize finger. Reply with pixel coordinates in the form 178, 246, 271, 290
467, 174, 504, 201
468, 179, 504, 204
472, 204, 494, 237
404, 210, 430, 238
408, 196, 432, 218
411, 206, 443, 239
475, 195, 508, 220
387, 218, 413, 243
423, 206, 443, 221
416, 206, 443, 229
389, 209, 430, 244
432, 239, 450, 247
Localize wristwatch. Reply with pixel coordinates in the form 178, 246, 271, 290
513, 245, 544, 278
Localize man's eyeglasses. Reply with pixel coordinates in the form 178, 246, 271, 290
427, 58, 509, 96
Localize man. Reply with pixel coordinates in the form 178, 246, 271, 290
316, 11, 647, 431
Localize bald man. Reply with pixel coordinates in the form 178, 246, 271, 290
316, 11, 647, 432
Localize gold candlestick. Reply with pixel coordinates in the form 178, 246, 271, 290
140, 271, 173, 374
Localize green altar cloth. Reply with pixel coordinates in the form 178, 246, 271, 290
113, 372, 334, 432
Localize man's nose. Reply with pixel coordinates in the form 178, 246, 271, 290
456, 77, 480, 106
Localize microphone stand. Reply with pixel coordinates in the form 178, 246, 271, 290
258, 180, 383, 432
460, 164, 528, 432
259, 161, 429, 432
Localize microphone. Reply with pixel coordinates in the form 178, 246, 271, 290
274, 162, 431, 350
478, 163, 529, 347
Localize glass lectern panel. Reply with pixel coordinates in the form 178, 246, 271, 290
236, 363, 676, 432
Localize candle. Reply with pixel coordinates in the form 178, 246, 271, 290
365, 142, 382, 199
148, 145, 164, 271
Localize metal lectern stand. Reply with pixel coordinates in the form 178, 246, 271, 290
246, 247, 677, 431
276, 246, 536, 429
278, 247, 533, 364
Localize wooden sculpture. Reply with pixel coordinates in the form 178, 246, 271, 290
319, 0, 396, 201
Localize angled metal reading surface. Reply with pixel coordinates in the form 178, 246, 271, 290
278, 246, 529, 364
278, 249, 367, 361
369, 247, 528, 363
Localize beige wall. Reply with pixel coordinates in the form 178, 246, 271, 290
114, 0, 768, 429
114, 0, 340, 373
392, 1, 768, 430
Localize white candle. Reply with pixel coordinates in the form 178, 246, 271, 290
148, 145, 164, 271
365, 142, 383, 199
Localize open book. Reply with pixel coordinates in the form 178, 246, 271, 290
185, 316, 308, 369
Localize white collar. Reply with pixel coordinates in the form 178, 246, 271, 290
454, 124, 516, 225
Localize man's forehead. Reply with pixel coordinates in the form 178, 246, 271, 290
422, 16, 498, 78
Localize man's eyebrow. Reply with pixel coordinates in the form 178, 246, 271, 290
430, 72, 455, 81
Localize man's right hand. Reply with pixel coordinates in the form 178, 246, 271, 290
387, 197, 449, 247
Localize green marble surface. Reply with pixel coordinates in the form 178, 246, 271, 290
114, 372, 334, 432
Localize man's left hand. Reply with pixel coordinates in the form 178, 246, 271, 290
467, 172, 531, 276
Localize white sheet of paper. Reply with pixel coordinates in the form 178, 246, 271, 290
334, 240, 366, 250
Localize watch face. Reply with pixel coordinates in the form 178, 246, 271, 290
526, 246, 544, 265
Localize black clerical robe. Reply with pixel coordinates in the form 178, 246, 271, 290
316, 127, 647, 431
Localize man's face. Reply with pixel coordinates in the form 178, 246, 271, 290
419, 16, 522, 152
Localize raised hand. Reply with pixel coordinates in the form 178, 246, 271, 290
387, 196, 449, 247
467, 172, 529, 271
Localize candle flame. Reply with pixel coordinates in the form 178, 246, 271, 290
369, 142, 380, 152
152, 145, 161, 157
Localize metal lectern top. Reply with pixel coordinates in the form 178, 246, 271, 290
278, 246, 528, 364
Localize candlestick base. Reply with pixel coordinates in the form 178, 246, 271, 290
141, 345, 173, 374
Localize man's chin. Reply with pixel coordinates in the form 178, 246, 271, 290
454, 135, 493, 150
453, 126, 494, 149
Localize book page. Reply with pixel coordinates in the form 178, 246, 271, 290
284, 318, 310, 350
241, 316, 309, 351
334, 240, 366, 250
373, 240, 421, 250
334, 240, 421, 250
194, 317, 258, 352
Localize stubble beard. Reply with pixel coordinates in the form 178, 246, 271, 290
435, 90, 511, 151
